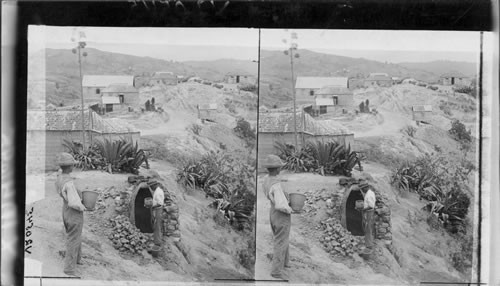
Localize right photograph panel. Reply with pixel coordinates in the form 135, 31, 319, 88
255, 29, 481, 284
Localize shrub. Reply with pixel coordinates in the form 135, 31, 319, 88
177, 151, 255, 230
234, 118, 256, 148
427, 85, 438, 91
190, 124, 202, 135
449, 120, 471, 144
391, 154, 472, 234
63, 139, 104, 170
238, 83, 257, 93
94, 138, 148, 174
275, 140, 360, 176
402, 125, 417, 137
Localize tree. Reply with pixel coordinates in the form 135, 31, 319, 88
365, 99, 370, 113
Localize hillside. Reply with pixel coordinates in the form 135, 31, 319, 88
258, 49, 475, 108
397, 60, 477, 78
28, 48, 257, 106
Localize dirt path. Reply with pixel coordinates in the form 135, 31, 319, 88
355, 110, 412, 138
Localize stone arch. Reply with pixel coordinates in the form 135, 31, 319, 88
340, 185, 364, 236
129, 182, 154, 233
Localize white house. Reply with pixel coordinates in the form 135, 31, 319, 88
82, 75, 135, 101
295, 77, 348, 105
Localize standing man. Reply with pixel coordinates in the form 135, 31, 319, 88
55, 152, 87, 277
150, 181, 165, 247
262, 155, 293, 280
359, 180, 376, 254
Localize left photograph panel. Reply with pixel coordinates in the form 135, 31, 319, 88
25, 26, 258, 284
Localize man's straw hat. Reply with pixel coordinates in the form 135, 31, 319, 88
56, 152, 76, 166
262, 154, 284, 168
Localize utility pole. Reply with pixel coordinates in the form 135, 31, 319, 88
72, 29, 88, 149
289, 46, 298, 148
283, 31, 300, 149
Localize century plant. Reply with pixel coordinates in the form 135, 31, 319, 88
94, 137, 148, 174
63, 139, 104, 170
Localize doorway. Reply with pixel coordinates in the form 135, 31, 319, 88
345, 189, 364, 236
119, 94, 124, 104
134, 187, 153, 233
236, 75, 240, 83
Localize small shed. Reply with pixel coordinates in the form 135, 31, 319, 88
412, 105, 433, 123
150, 72, 177, 86
364, 73, 392, 87
100, 84, 139, 112
197, 103, 218, 122
224, 73, 256, 85
440, 72, 470, 86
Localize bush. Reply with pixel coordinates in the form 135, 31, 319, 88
234, 118, 256, 148
94, 138, 148, 174
63, 139, 104, 170
177, 151, 255, 231
449, 120, 471, 144
238, 83, 257, 93
190, 124, 202, 135
402, 125, 417, 137
275, 140, 360, 176
427, 85, 439, 91
391, 154, 472, 234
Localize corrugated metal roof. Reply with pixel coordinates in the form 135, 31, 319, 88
412, 105, 433, 112
315, 97, 334, 106
102, 96, 121, 104
82, 75, 134, 87
295, 77, 348, 89
366, 73, 392, 81
101, 84, 138, 93
316, 86, 353, 95
198, 103, 218, 110
27, 110, 138, 133
258, 110, 353, 136
440, 71, 467, 78
152, 72, 176, 78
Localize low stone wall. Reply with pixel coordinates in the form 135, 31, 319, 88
162, 189, 181, 241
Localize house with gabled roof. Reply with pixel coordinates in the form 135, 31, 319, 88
313, 86, 354, 116
26, 109, 140, 172
82, 75, 135, 100
100, 84, 139, 112
364, 73, 392, 87
295, 76, 349, 105
440, 71, 470, 86
224, 72, 256, 85
149, 71, 177, 86
257, 110, 354, 171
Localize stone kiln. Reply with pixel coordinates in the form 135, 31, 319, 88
328, 178, 393, 244
125, 177, 181, 241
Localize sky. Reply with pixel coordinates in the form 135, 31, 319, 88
29, 26, 481, 63
29, 26, 260, 61
260, 29, 481, 63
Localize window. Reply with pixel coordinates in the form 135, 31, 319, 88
309, 90, 314, 96
319, 106, 327, 114
95, 88, 100, 94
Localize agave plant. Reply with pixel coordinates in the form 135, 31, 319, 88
94, 138, 148, 174
62, 139, 104, 170
305, 141, 359, 176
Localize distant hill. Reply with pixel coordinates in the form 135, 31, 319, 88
397, 60, 477, 78
28, 48, 257, 106
258, 49, 474, 107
